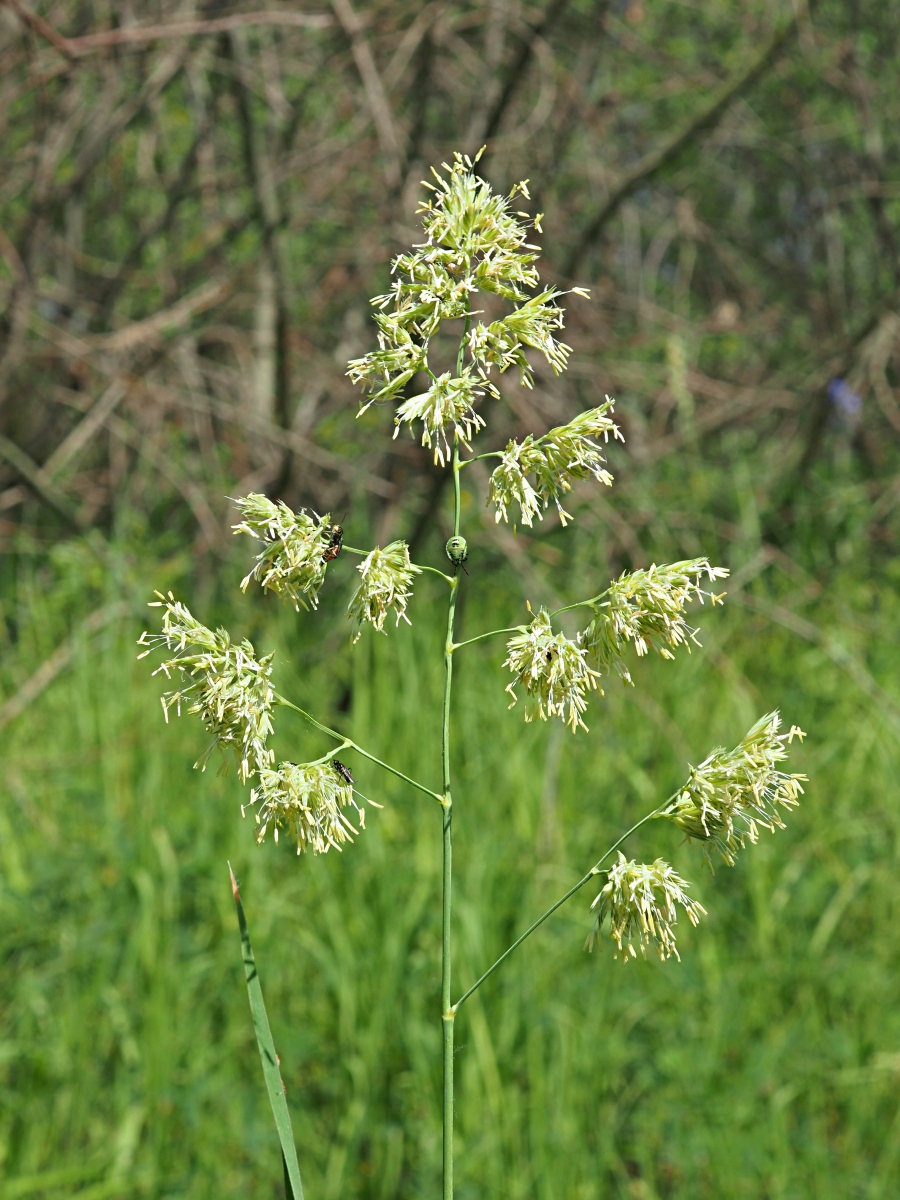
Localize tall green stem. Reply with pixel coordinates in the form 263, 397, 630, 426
441, 312, 470, 1200
441, 436, 461, 1200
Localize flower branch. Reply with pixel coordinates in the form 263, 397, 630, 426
453, 806, 663, 1011
456, 711, 805, 1004
273, 694, 444, 804
452, 627, 521, 651
487, 399, 622, 527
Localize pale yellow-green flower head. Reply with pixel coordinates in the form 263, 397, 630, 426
251, 760, 366, 854
468, 286, 571, 387
348, 151, 590, 465
661, 712, 806, 867
487, 399, 622, 527
348, 541, 422, 642
589, 853, 706, 963
580, 558, 729, 684
232, 493, 332, 611
393, 370, 486, 466
504, 608, 601, 732
138, 593, 274, 783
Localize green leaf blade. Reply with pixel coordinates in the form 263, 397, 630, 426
229, 864, 304, 1200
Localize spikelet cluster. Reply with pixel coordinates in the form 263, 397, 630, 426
233, 493, 331, 611
138, 593, 274, 782
504, 608, 600, 732
580, 559, 729, 684
488, 400, 621, 527
348, 152, 586, 461
468, 287, 572, 387
394, 371, 486, 465
661, 712, 806, 866
590, 853, 706, 963
251, 761, 366, 854
348, 541, 422, 642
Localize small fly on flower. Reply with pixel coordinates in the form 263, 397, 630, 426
331, 759, 382, 812
332, 759, 354, 785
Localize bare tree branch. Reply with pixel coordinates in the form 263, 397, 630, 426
331, 0, 404, 187
0, 2, 333, 59
93, 278, 233, 355
42, 379, 128, 478
105, 413, 222, 550
0, 0, 76, 60
0, 432, 85, 528
563, 11, 804, 277
474, 0, 575, 151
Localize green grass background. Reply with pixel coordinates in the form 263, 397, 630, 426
1, 535, 899, 1200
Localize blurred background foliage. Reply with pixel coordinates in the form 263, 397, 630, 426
0, 0, 899, 1196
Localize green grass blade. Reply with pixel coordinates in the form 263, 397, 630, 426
229, 864, 304, 1200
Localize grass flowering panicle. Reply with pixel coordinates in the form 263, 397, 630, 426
137, 593, 274, 783
140, 151, 811, 1200
347, 152, 587, 465
504, 608, 601, 732
348, 541, 422, 642
589, 854, 706, 963
661, 712, 807, 866
580, 558, 729, 684
488, 399, 621, 527
250, 761, 366, 855
232, 493, 331, 611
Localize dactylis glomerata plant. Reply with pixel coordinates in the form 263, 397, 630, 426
139, 152, 807, 1199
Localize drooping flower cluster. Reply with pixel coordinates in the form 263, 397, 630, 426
504, 608, 600, 732
589, 854, 706, 963
348, 541, 422, 642
661, 712, 806, 866
138, 593, 274, 783
394, 371, 486, 466
488, 400, 621, 527
250, 760, 366, 855
468, 287, 573, 387
348, 152, 585, 463
580, 559, 729, 684
233, 493, 331, 611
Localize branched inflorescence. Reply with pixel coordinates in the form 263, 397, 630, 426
138, 150, 813, 1200
580, 559, 729, 684
468, 286, 573, 386
347, 151, 588, 465
348, 541, 422, 642
590, 854, 706, 962
251, 761, 367, 854
661, 712, 806, 866
504, 608, 600, 732
140, 151, 808, 996
138, 593, 275, 783
233, 493, 332, 611
488, 399, 622, 527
